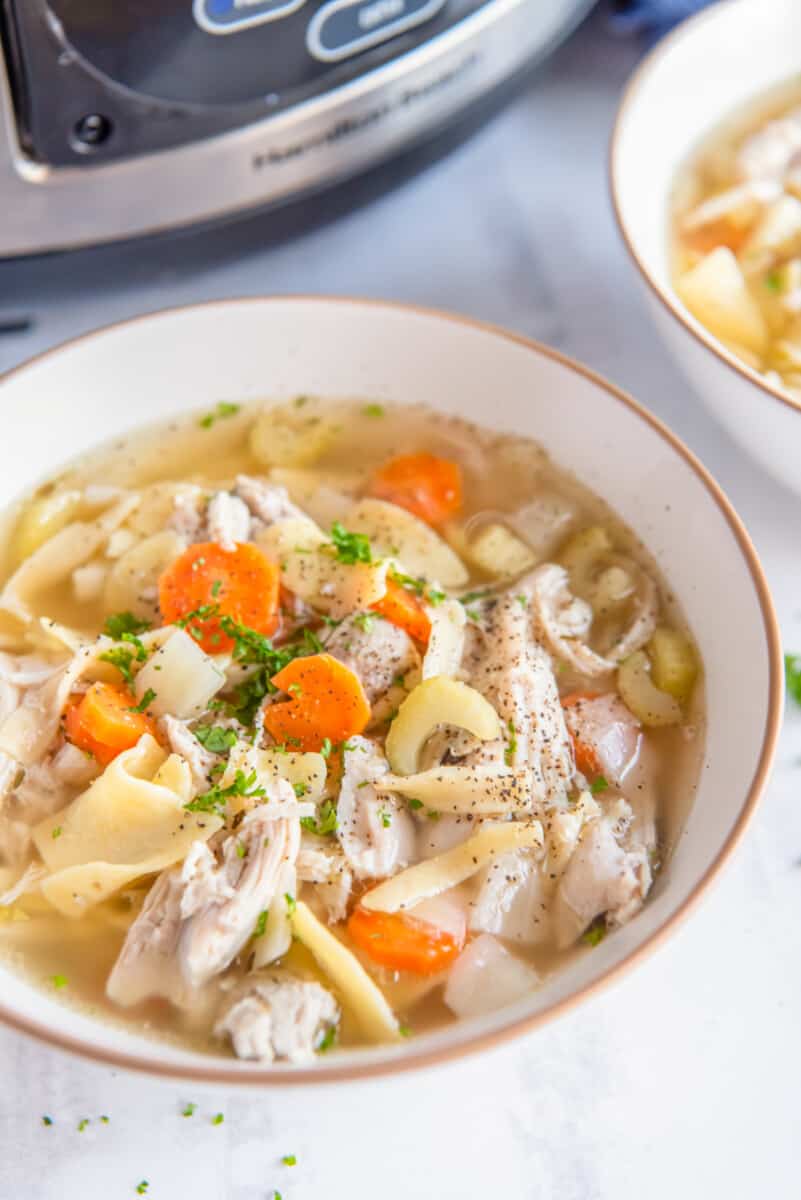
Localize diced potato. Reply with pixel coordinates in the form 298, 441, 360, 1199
466, 523, 536, 578
134, 628, 225, 719
676, 247, 768, 355
647, 626, 698, 704
249, 398, 343, 468
345, 497, 468, 587
13, 490, 82, 562
385, 676, 501, 776
617, 651, 682, 727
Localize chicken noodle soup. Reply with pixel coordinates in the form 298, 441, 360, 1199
672, 79, 801, 398
0, 398, 703, 1060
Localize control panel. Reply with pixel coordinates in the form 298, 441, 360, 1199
0, 0, 485, 165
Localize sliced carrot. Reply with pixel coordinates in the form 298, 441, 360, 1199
158, 541, 280, 654
347, 906, 463, 975
561, 691, 601, 778
263, 653, 371, 752
371, 578, 431, 643
367, 453, 463, 525
64, 683, 157, 766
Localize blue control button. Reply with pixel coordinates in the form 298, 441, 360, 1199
306, 0, 445, 63
194, 0, 306, 35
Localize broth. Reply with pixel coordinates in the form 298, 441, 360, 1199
0, 399, 703, 1060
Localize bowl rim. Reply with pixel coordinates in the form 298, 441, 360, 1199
608, 0, 801, 420
0, 294, 784, 1086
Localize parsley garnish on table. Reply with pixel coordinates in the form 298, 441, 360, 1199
785, 653, 801, 705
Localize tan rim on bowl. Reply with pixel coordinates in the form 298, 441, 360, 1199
0, 297, 785, 1086
608, 0, 801, 420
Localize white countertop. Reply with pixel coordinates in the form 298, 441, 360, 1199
2, 11, 800, 1199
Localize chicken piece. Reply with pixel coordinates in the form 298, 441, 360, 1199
106, 781, 302, 1006
737, 108, 801, 180
0, 815, 32, 867
8, 744, 100, 826
563, 693, 641, 786
554, 815, 651, 948
206, 491, 251, 551
159, 714, 219, 792
179, 802, 300, 988
336, 736, 415, 880
0, 751, 18, 802
106, 867, 197, 1008
234, 475, 304, 527
461, 587, 574, 805
168, 491, 206, 542
324, 614, 419, 705
297, 841, 353, 923
469, 848, 552, 946
215, 973, 339, 1063
529, 563, 657, 678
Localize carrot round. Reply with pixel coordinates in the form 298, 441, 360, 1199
347, 906, 463, 975
371, 579, 431, 643
158, 541, 280, 654
263, 653, 371, 752
562, 692, 601, 778
64, 682, 157, 766
367, 453, 463, 525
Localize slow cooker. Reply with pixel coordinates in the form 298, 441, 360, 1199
0, 0, 593, 256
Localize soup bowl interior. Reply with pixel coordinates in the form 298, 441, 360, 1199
0, 297, 781, 1084
611, 0, 801, 493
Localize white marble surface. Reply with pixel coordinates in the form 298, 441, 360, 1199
2, 10, 801, 1199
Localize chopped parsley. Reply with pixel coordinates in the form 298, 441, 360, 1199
50, 973, 68, 990
185, 768, 265, 816
77, 1118, 89, 1132
194, 725, 238, 753
181, 1103, 197, 1117
317, 1025, 337, 1053
516, 594, 528, 608
51, 826, 62, 840
100, 1115, 110, 1124
389, 570, 446, 606
287, 682, 303, 696
98, 638, 147, 685
427, 809, 441, 821
284, 893, 296, 914
281, 1155, 297, 1167
407, 798, 424, 811
427, 587, 446, 606
211, 1113, 224, 1126
253, 910, 268, 938
581, 918, 606, 947
785, 653, 801, 705
352, 612, 376, 633
199, 401, 240, 429
211, 579, 222, 598
329, 521, 373, 565
136, 1184, 149, 1195
362, 402, 385, 417
504, 719, 517, 767
293, 781, 307, 798
235, 842, 246, 859
320, 737, 333, 758
103, 612, 151, 640
300, 799, 339, 837
765, 269, 783, 294
379, 809, 392, 828
464, 607, 481, 622
459, 589, 491, 605
129, 688, 157, 714
398, 1024, 412, 1038
590, 775, 609, 795
42, 1116, 53, 1127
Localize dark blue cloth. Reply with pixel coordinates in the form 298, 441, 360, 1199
609, 0, 716, 40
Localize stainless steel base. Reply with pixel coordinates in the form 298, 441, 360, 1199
0, 0, 592, 256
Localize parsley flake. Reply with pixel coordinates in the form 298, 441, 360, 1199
379, 809, 392, 828
398, 1024, 412, 1038
129, 688, 157, 714
407, 798, 424, 811
211, 1113, 224, 1126
194, 725, 238, 753
293, 781, 307, 798
317, 1025, 337, 1053
182, 1103, 197, 1117
504, 719, 517, 767
320, 737, 333, 758
300, 799, 339, 837
199, 401, 240, 429
235, 842, 246, 859
51, 826, 62, 840
42, 1116, 53, 1127
77, 1118, 89, 1132
329, 522, 373, 565
582, 918, 607, 947
765, 269, 783, 294
253, 910, 268, 938
352, 612, 376, 633
281, 1154, 297, 1167
50, 973, 68, 990
590, 775, 609, 795
103, 612, 151, 640
284, 893, 296, 914
362, 402, 385, 417
185, 768, 265, 816
136, 1183, 149, 1195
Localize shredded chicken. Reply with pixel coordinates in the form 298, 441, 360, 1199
160, 715, 219, 792
737, 108, 801, 180
215, 973, 339, 1063
297, 841, 353, 923
460, 587, 574, 806
337, 737, 415, 879
554, 813, 651, 948
234, 475, 304, 527
206, 491, 251, 551
324, 615, 419, 705
106, 781, 302, 1005
469, 848, 552, 946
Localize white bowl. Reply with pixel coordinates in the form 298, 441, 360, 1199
0, 297, 782, 1085
610, 0, 801, 496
